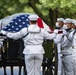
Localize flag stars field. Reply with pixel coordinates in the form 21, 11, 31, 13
2, 14, 30, 32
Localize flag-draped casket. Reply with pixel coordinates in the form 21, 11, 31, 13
0, 13, 53, 59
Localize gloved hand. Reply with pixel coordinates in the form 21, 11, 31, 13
50, 29, 63, 34
54, 29, 59, 34
1, 30, 8, 35
63, 29, 68, 35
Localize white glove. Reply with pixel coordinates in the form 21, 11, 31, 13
63, 29, 68, 35
54, 29, 58, 34
1, 30, 8, 35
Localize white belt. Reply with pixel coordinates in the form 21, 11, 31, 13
25, 44, 41, 46
61, 46, 72, 50
62, 54, 72, 56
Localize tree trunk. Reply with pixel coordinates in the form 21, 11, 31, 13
28, 0, 51, 26
49, 8, 59, 28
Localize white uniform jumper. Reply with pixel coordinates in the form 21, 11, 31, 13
66, 29, 76, 75
57, 43, 62, 75
54, 29, 74, 75
56, 28, 63, 75
6, 24, 56, 75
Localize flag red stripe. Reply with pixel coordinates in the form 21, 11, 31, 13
37, 18, 44, 28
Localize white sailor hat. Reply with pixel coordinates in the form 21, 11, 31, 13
28, 14, 38, 21
57, 18, 64, 22
64, 18, 72, 23
72, 19, 76, 26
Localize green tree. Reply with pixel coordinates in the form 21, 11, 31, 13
0, 0, 34, 18
28, 0, 76, 27
1, 0, 76, 27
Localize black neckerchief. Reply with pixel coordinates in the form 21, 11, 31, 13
62, 29, 73, 41
65, 29, 73, 42
55, 27, 61, 29
73, 29, 76, 35
65, 28, 71, 32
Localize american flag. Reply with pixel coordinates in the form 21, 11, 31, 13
2, 14, 30, 32
1, 14, 62, 34
2, 13, 53, 33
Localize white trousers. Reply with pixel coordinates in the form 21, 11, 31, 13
58, 53, 62, 75
24, 54, 43, 75
61, 55, 74, 75
73, 59, 76, 75
72, 49, 76, 75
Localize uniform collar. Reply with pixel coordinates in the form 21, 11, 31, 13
27, 24, 41, 33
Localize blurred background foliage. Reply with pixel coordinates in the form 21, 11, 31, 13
1, 0, 76, 27
0, 0, 76, 58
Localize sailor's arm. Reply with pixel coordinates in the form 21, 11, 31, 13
43, 29, 58, 40
67, 30, 75, 41
1, 28, 27, 40
53, 34, 63, 44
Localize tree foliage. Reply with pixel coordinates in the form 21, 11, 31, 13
0, 0, 76, 27
38, 0, 76, 25
0, 0, 34, 18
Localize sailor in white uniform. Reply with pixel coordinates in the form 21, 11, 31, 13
71, 19, 76, 75
55, 18, 64, 75
1, 14, 58, 75
54, 18, 74, 75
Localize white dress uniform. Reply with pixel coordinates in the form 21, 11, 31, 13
57, 43, 62, 75
54, 29, 74, 75
55, 29, 63, 75
1, 23, 57, 75
54, 31, 64, 75
71, 30, 76, 75
55, 17, 64, 75
57, 28, 65, 75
